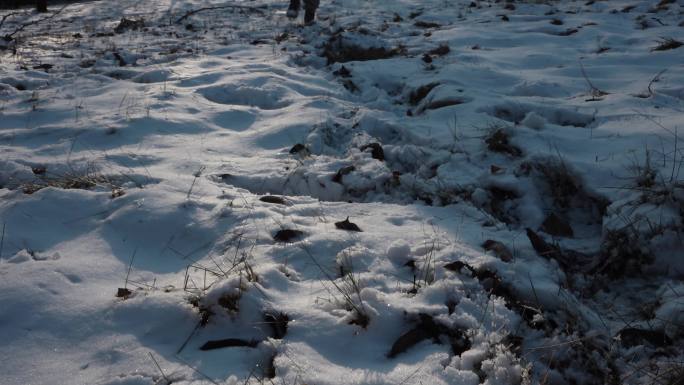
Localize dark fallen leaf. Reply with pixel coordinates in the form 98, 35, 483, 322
335, 217, 362, 232
333, 65, 352, 78
289, 143, 309, 155
409, 82, 439, 105
388, 314, 440, 358
388, 314, 469, 358
652, 38, 683, 52
264, 312, 289, 339
482, 240, 513, 262
444, 260, 474, 273
387, 326, 431, 358
541, 213, 574, 238
490, 165, 504, 174
617, 328, 672, 348
116, 288, 132, 298
260, 195, 287, 205
414, 20, 441, 28
332, 165, 355, 183
32, 64, 53, 72
425, 98, 465, 110
557, 28, 578, 36
273, 229, 304, 242
526, 228, 563, 261
199, 338, 259, 351
31, 166, 47, 175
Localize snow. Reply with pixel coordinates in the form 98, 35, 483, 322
1, 0, 683, 384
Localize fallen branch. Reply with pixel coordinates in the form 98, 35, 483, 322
0, 11, 25, 31
3, 3, 68, 41
176, 3, 266, 24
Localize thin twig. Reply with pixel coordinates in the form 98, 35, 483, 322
670, 127, 678, 183
124, 248, 138, 290
0, 222, 5, 259
173, 354, 220, 385
186, 165, 206, 199
579, 60, 608, 99
300, 243, 367, 318
528, 273, 542, 308
148, 352, 170, 384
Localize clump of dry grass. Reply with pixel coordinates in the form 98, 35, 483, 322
485, 125, 522, 157
21, 164, 124, 197
594, 228, 654, 279
306, 245, 371, 328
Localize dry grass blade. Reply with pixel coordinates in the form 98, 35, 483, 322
300, 244, 370, 327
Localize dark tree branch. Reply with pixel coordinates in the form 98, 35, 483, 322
4, 4, 69, 41
0, 11, 26, 31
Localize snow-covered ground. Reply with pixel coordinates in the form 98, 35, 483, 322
1, 0, 683, 384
